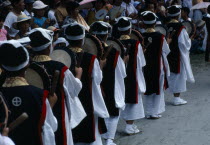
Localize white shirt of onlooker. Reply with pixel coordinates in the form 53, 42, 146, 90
48, 10, 59, 28
24, 9, 34, 17
121, 2, 138, 24
4, 11, 24, 37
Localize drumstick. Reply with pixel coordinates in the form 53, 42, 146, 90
125, 44, 131, 56
50, 70, 60, 96
9, 113, 28, 132
102, 44, 113, 60
76, 52, 84, 67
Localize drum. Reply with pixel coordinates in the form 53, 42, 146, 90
106, 37, 125, 55
182, 21, 195, 37
0, 92, 8, 133
83, 34, 103, 58
155, 24, 168, 37
25, 62, 51, 90
50, 46, 76, 69
130, 29, 143, 42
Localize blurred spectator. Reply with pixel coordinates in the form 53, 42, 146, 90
24, 0, 34, 17
32, 0, 50, 28
54, 0, 70, 28
191, 20, 206, 53
87, 0, 108, 25
47, 26, 60, 42
181, 7, 191, 21
0, 0, 13, 20
13, 14, 31, 39
108, 0, 125, 24
182, 0, 192, 8
48, 0, 60, 28
4, 0, 25, 39
121, 0, 138, 25
0, 16, 7, 41
64, 1, 90, 31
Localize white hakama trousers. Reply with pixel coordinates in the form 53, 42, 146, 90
121, 94, 145, 121
167, 62, 187, 93
144, 73, 166, 116
75, 116, 103, 145
102, 111, 121, 140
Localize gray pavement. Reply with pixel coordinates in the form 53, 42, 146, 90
114, 54, 210, 145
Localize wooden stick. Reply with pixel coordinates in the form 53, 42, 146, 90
50, 70, 60, 96
102, 44, 113, 60
9, 113, 28, 131
76, 52, 84, 67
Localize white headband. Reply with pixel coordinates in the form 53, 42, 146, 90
92, 31, 109, 35
168, 11, 181, 17
65, 34, 85, 40
118, 25, 131, 31
29, 28, 54, 51
143, 20, 156, 24
0, 40, 29, 71
32, 42, 51, 51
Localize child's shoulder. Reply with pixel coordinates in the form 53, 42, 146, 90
0, 29, 7, 34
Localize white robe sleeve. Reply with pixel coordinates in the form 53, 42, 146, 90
137, 43, 146, 93
114, 56, 127, 109
0, 134, 15, 145
42, 100, 57, 145
162, 38, 171, 77
202, 24, 207, 51
178, 29, 195, 83
92, 59, 109, 118
63, 69, 86, 129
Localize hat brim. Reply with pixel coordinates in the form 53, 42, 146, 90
33, 5, 48, 10
13, 18, 31, 30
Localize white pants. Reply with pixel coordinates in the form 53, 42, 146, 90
121, 94, 145, 121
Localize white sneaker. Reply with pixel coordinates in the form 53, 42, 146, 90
106, 139, 116, 145
172, 98, 187, 106
125, 124, 140, 135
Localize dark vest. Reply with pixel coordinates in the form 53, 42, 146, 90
36, 60, 68, 145
120, 39, 139, 104
101, 47, 120, 116
143, 32, 165, 95
0, 86, 47, 145
167, 22, 184, 74
72, 52, 98, 143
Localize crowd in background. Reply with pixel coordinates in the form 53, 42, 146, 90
0, 0, 210, 53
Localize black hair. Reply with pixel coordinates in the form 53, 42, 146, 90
29, 31, 50, 48
66, 1, 80, 12
0, 44, 27, 67
0, 15, 5, 22
207, 5, 210, 14
11, 0, 22, 7
182, 7, 190, 16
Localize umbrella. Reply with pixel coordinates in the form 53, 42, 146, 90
191, 2, 210, 10
79, 0, 96, 5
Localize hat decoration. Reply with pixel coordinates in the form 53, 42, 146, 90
0, 40, 29, 71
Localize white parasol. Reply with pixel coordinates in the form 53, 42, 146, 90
191, 2, 210, 10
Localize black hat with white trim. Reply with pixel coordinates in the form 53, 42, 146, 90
141, 11, 158, 25
64, 23, 85, 41
115, 17, 132, 31
90, 21, 111, 35
0, 40, 29, 72
168, 5, 181, 17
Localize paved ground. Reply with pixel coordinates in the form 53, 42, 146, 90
114, 54, 210, 145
